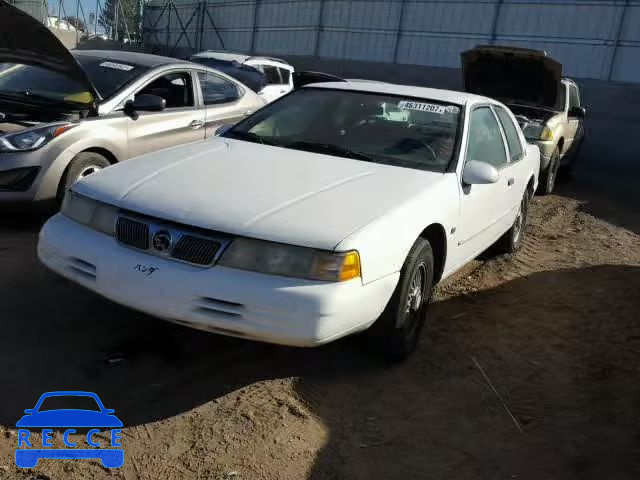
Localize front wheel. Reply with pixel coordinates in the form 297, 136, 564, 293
57, 151, 111, 202
363, 237, 434, 360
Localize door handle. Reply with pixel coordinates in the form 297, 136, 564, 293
242, 110, 253, 117
189, 119, 204, 129
507, 178, 515, 186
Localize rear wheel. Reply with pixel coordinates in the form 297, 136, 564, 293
538, 147, 560, 195
495, 190, 530, 254
57, 151, 111, 202
363, 238, 434, 360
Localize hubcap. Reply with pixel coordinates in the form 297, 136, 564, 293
548, 157, 559, 190
75, 165, 103, 183
403, 263, 427, 337
513, 202, 524, 243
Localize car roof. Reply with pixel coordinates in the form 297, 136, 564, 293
305, 81, 494, 106
192, 50, 290, 66
73, 49, 190, 68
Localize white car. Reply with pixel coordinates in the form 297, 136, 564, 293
38, 82, 539, 358
190, 51, 294, 103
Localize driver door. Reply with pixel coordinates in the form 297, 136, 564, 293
455, 106, 513, 264
126, 69, 205, 158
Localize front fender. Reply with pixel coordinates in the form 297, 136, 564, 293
335, 174, 460, 285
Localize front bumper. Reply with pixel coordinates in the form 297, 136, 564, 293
529, 140, 555, 169
38, 214, 399, 347
0, 146, 75, 202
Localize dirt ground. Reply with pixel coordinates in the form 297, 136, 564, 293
0, 176, 638, 480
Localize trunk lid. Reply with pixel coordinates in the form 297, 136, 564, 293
462, 46, 563, 110
0, 1, 100, 106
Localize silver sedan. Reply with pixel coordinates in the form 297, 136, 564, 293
0, 2, 265, 205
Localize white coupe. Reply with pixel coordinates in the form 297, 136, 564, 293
38, 81, 539, 358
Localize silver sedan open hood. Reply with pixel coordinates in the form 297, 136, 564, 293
0, 1, 101, 105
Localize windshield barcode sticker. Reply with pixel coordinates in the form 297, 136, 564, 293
99, 62, 134, 71
398, 101, 446, 114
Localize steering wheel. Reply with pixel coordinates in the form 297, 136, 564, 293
418, 141, 439, 164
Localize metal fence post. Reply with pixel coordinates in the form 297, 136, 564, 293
94, 0, 99, 38
250, 0, 259, 54
314, 0, 325, 57
392, 0, 407, 64
166, 0, 172, 55
608, 0, 629, 80
197, 1, 205, 52
490, 0, 503, 44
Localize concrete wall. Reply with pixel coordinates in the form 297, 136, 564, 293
49, 27, 79, 50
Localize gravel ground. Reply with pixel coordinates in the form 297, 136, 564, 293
0, 180, 638, 480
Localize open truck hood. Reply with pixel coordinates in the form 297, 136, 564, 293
462, 46, 562, 110
0, 1, 100, 106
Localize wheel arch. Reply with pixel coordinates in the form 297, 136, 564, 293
418, 223, 447, 284
78, 147, 119, 164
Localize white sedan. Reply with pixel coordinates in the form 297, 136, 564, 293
38, 82, 539, 359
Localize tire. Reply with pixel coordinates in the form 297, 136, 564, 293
559, 140, 582, 181
363, 237, 434, 360
57, 151, 111, 202
495, 190, 530, 254
538, 147, 560, 195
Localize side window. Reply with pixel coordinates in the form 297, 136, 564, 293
261, 66, 282, 85
197, 72, 241, 105
278, 68, 291, 85
466, 107, 508, 169
568, 85, 580, 110
137, 71, 194, 109
494, 106, 523, 162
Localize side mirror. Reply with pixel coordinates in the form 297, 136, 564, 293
105, 409, 115, 414
125, 94, 166, 118
215, 124, 234, 136
462, 160, 499, 185
24, 409, 33, 414
568, 106, 586, 118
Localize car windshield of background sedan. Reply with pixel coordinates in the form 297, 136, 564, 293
75, 56, 149, 99
225, 88, 462, 173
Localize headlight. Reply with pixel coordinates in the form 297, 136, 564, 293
61, 191, 118, 235
218, 237, 361, 282
523, 124, 553, 141
0, 123, 76, 152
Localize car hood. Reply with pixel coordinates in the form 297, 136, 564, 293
0, 2, 100, 105
462, 46, 562, 110
74, 139, 447, 250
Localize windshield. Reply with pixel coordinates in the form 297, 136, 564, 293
0, 63, 92, 105
75, 56, 148, 99
226, 88, 462, 173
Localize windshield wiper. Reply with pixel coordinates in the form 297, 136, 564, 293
225, 130, 281, 146
289, 141, 376, 163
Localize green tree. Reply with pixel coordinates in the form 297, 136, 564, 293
99, 0, 141, 41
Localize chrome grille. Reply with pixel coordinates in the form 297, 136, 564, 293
115, 217, 149, 250
171, 235, 219, 266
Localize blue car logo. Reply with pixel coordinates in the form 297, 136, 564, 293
15, 391, 123, 468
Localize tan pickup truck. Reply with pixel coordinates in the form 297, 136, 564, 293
462, 46, 586, 194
